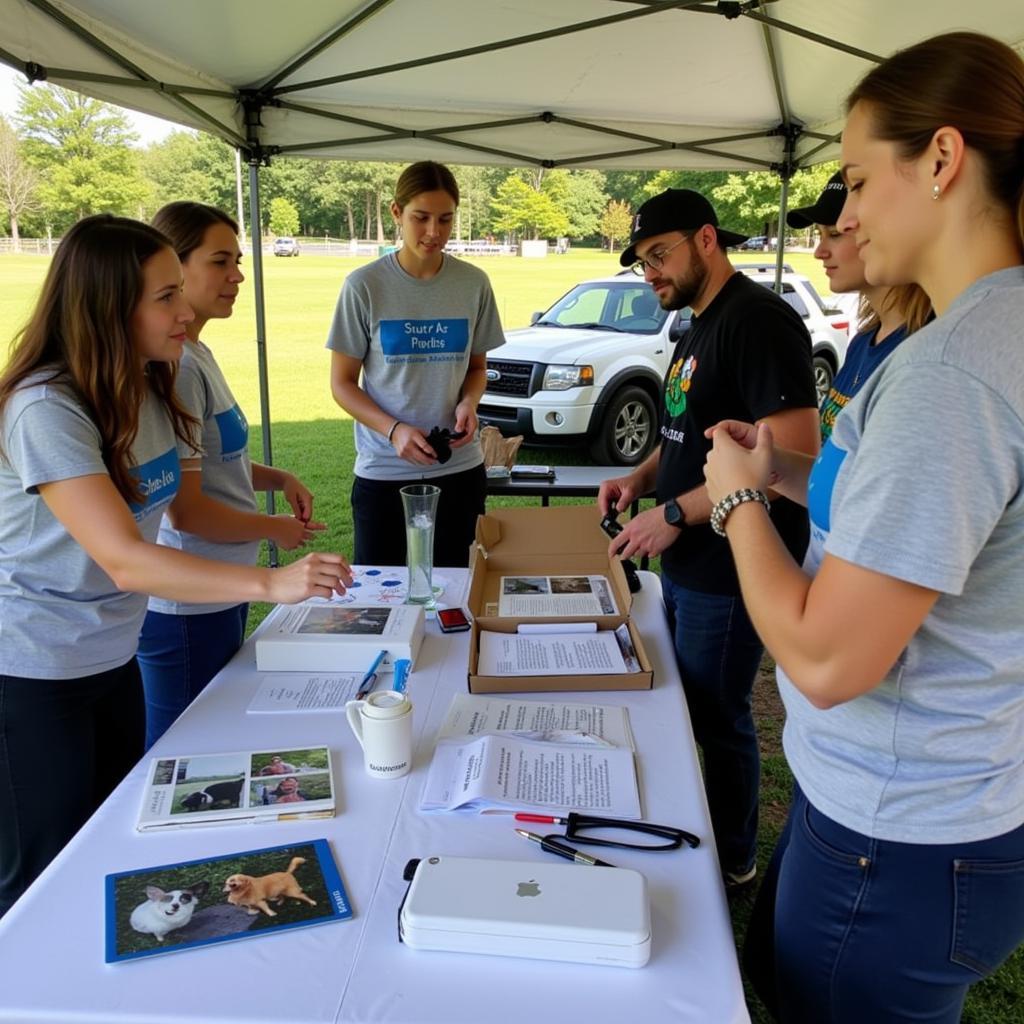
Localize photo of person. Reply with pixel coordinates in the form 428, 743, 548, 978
258, 755, 296, 776
250, 747, 329, 778
252, 773, 332, 806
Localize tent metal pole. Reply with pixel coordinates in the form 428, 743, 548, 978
774, 173, 789, 290
247, 158, 278, 567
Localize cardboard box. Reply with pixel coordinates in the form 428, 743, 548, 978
466, 506, 653, 693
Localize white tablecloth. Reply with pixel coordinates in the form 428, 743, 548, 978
0, 572, 749, 1024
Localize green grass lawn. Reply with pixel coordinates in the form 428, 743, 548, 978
2, 247, 1019, 1020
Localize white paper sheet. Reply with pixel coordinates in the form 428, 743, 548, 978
437, 694, 636, 750
420, 734, 641, 817
247, 674, 360, 713
497, 574, 618, 617
477, 629, 630, 676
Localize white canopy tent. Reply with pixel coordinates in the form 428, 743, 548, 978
3, 0, 1023, 489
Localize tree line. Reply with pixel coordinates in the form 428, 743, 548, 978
1, 83, 837, 250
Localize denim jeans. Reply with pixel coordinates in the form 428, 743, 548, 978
137, 603, 248, 749
0, 660, 144, 917
660, 574, 764, 874
744, 783, 1024, 1023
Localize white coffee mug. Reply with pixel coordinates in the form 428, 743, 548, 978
345, 690, 413, 779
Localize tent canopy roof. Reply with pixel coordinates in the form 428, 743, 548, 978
3, 0, 1024, 172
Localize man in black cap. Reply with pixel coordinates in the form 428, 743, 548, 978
598, 189, 819, 889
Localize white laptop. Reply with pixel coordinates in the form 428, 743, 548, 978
399, 855, 651, 968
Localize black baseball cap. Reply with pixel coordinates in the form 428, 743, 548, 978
620, 189, 749, 267
787, 172, 848, 229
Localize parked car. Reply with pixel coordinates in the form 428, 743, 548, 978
273, 236, 300, 257
478, 269, 848, 466
734, 264, 850, 403
738, 235, 770, 251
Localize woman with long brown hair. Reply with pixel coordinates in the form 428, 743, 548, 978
704, 32, 1024, 1021
0, 215, 351, 916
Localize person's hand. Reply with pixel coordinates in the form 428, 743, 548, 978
281, 473, 314, 523
704, 421, 775, 504
703, 419, 760, 451
266, 552, 353, 603
607, 505, 679, 560
597, 475, 638, 517
269, 515, 327, 551
451, 400, 478, 448
391, 423, 438, 466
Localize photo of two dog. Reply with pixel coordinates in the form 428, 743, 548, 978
114, 844, 335, 957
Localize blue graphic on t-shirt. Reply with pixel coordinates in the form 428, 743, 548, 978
380, 319, 469, 357
807, 438, 847, 533
128, 448, 180, 520
214, 404, 248, 460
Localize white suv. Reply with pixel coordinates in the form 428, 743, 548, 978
478, 268, 847, 466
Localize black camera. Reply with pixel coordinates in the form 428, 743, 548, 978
600, 505, 624, 539
599, 506, 642, 593
425, 426, 468, 464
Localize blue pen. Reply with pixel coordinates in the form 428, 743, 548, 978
392, 658, 411, 694
356, 649, 387, 700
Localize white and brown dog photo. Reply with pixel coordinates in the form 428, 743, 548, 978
129, 881, 209, 941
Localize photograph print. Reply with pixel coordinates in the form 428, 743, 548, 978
106, 839, 351, 962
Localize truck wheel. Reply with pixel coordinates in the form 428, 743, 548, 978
589, 386, 657, 467
813, 355, 834, 407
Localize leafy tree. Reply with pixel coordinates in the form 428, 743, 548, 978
268, 196, 299, 236
604, 170, 660, 209
16, 84, 147, 229
142, 130, 236, 217
600, 199, 633, 254
451, 164, 502, 240
0, 117, 40, 248
490, 173, 569, 241
542, 169, 608, 241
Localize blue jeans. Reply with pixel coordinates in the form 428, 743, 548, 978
137, 604, 248, 749
0, 660, 144, 917
744, 784, 1024, 1023
660, 575, 764, 874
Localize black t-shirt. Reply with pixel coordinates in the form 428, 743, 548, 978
657, 272, 817, 593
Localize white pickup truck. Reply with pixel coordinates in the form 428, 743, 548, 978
478, 266, 849, 466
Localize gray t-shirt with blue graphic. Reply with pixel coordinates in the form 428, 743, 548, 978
148, 340, 259, 616
326, 252, 505, 480
0, 375, 192, 678
779, 267, 1024, 844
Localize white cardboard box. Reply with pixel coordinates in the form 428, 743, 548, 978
255, 602, 425, 672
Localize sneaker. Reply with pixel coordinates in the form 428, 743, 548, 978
723, 864, 757, 892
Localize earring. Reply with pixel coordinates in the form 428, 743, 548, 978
932, 184, 941, 200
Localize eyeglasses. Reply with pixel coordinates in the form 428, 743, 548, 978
630, 233, 693, 276
517, 811, 700, 852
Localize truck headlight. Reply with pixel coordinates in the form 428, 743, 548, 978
542, 364, 594, 390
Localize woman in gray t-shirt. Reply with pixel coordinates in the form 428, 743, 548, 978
0, 216, 352, 917
704, 32, 1024, 1023
328, 161, 505, 568
137, 203, 327, 749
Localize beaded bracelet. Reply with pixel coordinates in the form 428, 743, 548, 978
710, 488, 770, 537
386, 419, 401, 443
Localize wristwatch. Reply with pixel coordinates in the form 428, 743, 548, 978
663, 498, 685, 528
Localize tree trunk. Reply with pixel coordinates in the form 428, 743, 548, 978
375, 190, 384, 243
345, 203, 354, 240
11, 216, 20, 252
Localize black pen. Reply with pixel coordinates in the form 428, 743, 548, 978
514, 828, 615, 867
